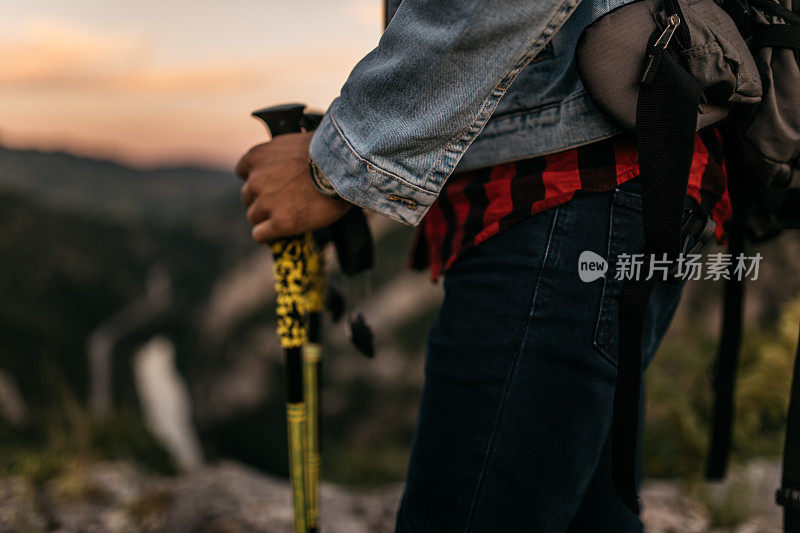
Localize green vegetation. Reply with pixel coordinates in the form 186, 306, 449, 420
645, 292, 799, 479
1, 145, 798, 499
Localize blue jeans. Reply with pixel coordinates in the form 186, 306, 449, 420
396, 179, 687, 532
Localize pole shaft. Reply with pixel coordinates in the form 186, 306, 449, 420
270, 236, 312, 533
303, 339, 322, 530
286, 401, 307, 533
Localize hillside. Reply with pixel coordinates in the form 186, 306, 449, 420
0, 144, 799, 530
0, 146, 242, 229
0, 146, 436, 488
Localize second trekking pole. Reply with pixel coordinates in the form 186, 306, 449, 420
303, 246, 324, 533
252, 104, 321, 533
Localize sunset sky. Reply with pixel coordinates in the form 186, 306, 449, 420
0, 0, 382, 168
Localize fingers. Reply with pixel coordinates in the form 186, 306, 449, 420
251, 219, 279, 244
251, 220, 273, 243
235, 152, 252, 179
246, 200, 270, 225
235, 142, 268, 179
252, 213, 296, 243
240, 181, 256, 207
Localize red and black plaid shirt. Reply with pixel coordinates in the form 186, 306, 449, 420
412, 132, 731, 281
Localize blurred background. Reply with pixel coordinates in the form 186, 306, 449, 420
1, 1, 799, 531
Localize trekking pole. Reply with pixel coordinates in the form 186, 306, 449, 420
253, 104, 374, 532
303, 248, 324, 533
252, 104, 320, 533
298, 111, 324, 532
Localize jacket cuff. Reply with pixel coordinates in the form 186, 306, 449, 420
309, 110, 437, 226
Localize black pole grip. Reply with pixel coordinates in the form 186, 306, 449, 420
253, 104, 306, 136
251, 103, 374, 275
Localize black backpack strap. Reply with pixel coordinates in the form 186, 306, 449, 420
751, 0, 800, 25
612, 47, 703, 513
750, 24, 800, 50
782, 189, 800, 228
706, 228, 746, 480
614, 276, 657, 513
777, 321, 800, 531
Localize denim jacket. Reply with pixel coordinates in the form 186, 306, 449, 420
309, 0, 629, 226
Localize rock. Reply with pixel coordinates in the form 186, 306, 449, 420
161, 461, 400, 533
6, 459, 784, 532
0, 477, 45, 532
705, 459, 782, 533
641, 481, 710, 532
41, 462, 150, 533
28, 461, 399, 532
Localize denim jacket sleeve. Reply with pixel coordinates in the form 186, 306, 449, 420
308, 0, 583, 226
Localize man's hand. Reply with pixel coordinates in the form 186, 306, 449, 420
235, 131, 350, 243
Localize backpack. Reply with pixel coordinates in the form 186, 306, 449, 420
576, 0, 800, 528
708, 2, 800, 528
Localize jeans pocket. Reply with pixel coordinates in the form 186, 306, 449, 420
592, 181, 699, 365
592, 185, 644, 366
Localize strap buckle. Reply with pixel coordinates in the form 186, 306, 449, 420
681, 209, 716, 256
665, 210, 716, 284
776, 487, 800, 511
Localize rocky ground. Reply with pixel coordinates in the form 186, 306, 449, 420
0, 459, 783, 532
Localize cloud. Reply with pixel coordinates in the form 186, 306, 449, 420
0, 14, 378, 166
345, 0, 383, 28
0, 19, 141, 85
0, 19, 267, 92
